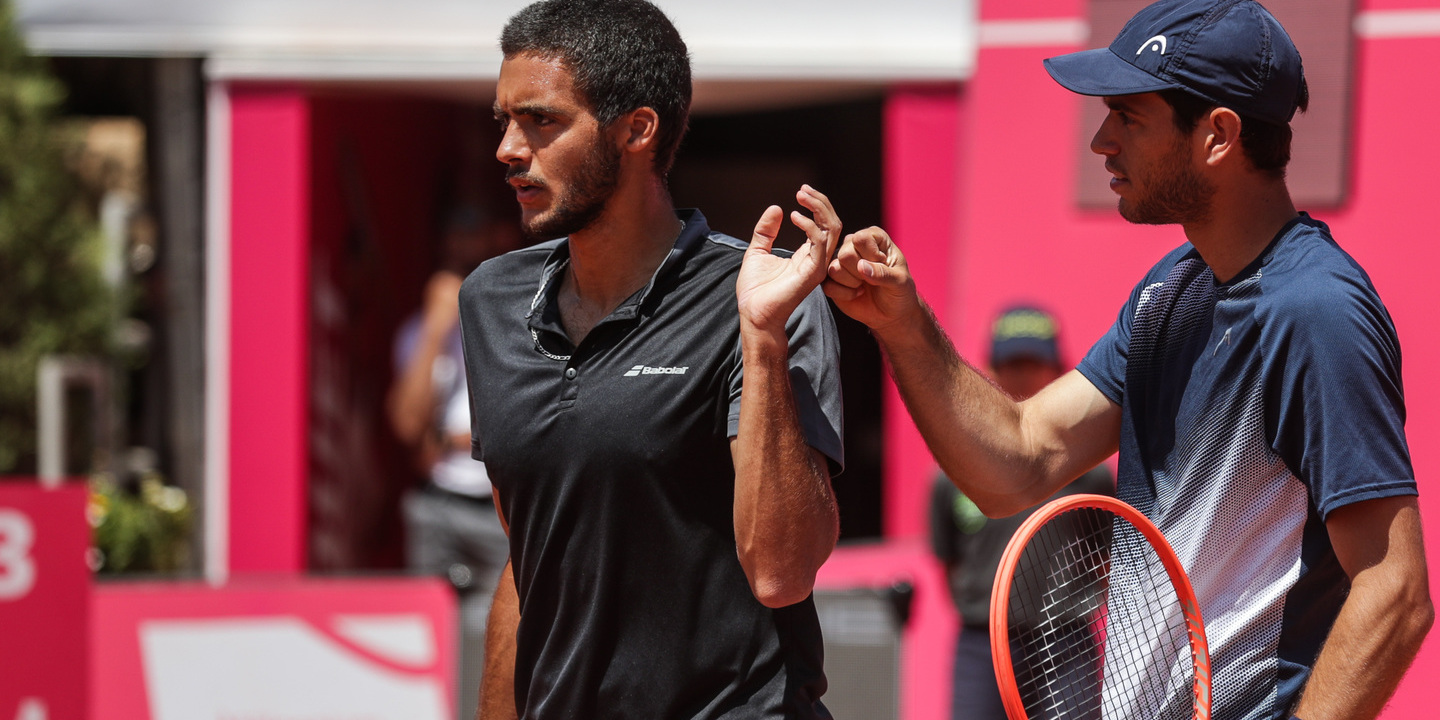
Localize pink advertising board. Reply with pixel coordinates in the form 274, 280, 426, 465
91, 577, 457, 720
0, 482, 90, 720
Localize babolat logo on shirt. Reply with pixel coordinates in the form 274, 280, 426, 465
623, 365, 689, 377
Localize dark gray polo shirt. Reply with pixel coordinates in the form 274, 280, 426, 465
458, 209, 844, 720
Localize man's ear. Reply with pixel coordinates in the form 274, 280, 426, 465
615, 106, 660, 156
1202, 106, 1242, 168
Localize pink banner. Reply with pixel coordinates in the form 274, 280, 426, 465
92, 576, 457, 720
0, 482, 90, 720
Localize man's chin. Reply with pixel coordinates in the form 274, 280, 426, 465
1117, 200, 1142, 225
521, 200, 611, 243
1117, 200, 1174, 227
520, 211, 567, 242
1117, 201, 1145, 225
521, 226, 565, 243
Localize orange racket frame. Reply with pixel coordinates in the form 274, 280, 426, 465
989, 493, 1212, 720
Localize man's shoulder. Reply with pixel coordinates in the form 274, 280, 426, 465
692, 228, 795, 265
1157, 241, 1200, 273
1251, 218, 1401, 358
662, 228, 760, 295
481, 239, 564, 274
1260, 218, 1386, 317
687, 230, 756, 280
1264, 217, 1372, 286
686, 228, 828, 320
1117, 241, 1198, 313
703, 229, 749, 254
1134, 241, 1200, 289
461, 240, 561, 301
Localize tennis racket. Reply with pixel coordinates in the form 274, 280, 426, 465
990, 494, 1211, 720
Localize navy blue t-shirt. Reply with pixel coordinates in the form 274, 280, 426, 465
1076, 214, 1417, 720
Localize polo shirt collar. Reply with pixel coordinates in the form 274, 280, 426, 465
526, 208, 714, 341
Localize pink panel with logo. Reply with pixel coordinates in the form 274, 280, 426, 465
0, 482, 90, 720
90, 577, 457, 720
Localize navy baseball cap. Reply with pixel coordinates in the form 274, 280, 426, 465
990, 307, 1060, 368
1044, 0, 1304, 125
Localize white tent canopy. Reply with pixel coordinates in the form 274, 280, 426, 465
16, 0, 976, 82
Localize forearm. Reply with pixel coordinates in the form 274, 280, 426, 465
1293, 503, 1433, 720
478, 560, 520, 720
874, 303, 1075, 516
733, 324, 839, 609
388, 330, 447, 444
1292, 584, 1432, 719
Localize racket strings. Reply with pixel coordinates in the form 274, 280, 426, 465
1008, 508, 1110, 719
1006, 508, 1195, 720
1101, 523, 1193, 720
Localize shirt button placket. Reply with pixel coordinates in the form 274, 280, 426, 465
559, 364, 580, 407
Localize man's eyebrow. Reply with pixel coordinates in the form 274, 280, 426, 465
495, 101, 565, 118
1102, 96, 1133, 112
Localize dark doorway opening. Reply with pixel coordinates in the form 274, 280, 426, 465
675, 96, 886, 541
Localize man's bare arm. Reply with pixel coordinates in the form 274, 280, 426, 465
388, 271, 465, 444
477, 495, 518, 720
729, 399, 837, 609
731, 186, 842, 609
824, 227, 1120, 516
1291, 495, 1433, 720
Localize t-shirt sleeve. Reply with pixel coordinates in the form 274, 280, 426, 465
1076, 280, 1146, 406
726, 286, 845, 472
457, 272, 487, 461
1268, 276, 1417, 519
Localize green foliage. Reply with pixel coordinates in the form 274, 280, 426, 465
89, 474, 193, 573
0, 0, 113, 473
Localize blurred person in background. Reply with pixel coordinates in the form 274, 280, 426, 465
928, 305, 1112, 720
387, 205, 520, 717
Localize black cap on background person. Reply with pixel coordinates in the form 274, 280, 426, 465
989, 306, 1063, 401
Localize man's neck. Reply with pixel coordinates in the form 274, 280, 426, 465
558, 178, 682, 343
1182, 179, 1298, 284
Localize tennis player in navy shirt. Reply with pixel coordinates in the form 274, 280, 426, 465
820, 1, 1431, 719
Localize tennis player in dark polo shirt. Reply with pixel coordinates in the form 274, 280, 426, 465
460, 1, 846, 718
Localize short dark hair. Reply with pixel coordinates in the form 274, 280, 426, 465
1158, 79, 1310, 179
501, 0, 692, 176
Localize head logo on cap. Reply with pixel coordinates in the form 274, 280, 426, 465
1137, 35, 1168, 55
1043, 0, 1306, 126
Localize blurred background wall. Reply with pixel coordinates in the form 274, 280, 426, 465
7, 0, 1439, 718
